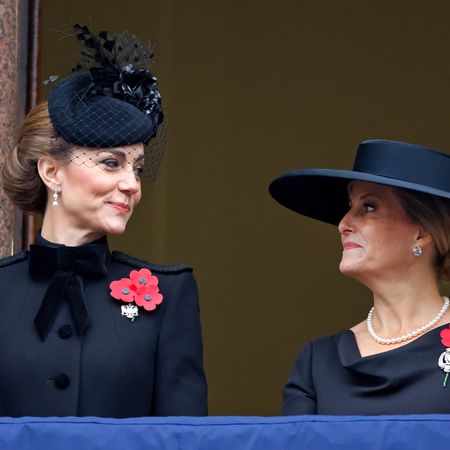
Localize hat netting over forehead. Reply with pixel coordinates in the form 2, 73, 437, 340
47, 24, 165, 179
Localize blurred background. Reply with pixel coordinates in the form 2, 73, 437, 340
12, 0, 450, 414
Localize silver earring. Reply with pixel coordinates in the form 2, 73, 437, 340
52, 187, 59, 207
412, 245, 423, 257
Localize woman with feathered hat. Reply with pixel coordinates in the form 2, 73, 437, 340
270, 139, 450, 414
0, 25, 207, 417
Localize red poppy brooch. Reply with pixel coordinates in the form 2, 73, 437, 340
109, 268, 163, 321
439, 325, 450, 387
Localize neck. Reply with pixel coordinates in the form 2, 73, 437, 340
41, 209, 104, 246
369, 279, 444, 337
352, 261, 444, 332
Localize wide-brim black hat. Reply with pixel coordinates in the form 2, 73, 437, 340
269, 139, 450, 225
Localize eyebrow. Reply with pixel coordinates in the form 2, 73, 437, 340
349, 191, 383, 203
98, 149, 145, 162
359, 192, 382, 199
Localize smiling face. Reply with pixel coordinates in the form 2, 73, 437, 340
53, 143, 144, 237
338, 181, 428, 285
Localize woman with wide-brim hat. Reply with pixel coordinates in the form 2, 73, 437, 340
0, 25, 207, 417
270, 139, 450, 415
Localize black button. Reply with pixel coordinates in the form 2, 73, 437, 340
54, 373, 70, 389
58, 325, 73, 339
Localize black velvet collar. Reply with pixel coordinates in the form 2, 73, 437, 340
34, 232, 109, 248
29, 233, 110, 341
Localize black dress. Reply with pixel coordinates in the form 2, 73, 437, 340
0, 234, 207, 417
282, 324, 450, 415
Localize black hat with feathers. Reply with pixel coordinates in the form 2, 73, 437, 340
47, 24, 165, 178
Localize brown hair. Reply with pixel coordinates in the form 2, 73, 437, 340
2, 101, 71, 214
396, 188, 450, 283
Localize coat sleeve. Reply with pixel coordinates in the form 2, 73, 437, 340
281, 342, 317, 415
151, 270, 208, 415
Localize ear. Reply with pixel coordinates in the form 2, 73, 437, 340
414, 227, 434, 248
37, 156, 64, 191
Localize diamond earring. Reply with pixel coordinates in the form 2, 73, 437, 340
52, 187, 59, 207
412, 245, 423, 257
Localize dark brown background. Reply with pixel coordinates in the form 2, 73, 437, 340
41, 0, 450, 415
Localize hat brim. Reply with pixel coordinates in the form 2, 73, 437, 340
269, 169, 450, 225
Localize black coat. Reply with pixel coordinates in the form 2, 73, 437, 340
0, 237, 207, 417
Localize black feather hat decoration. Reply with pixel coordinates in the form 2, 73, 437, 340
47, 24, 165, 179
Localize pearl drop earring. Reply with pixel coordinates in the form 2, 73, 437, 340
52, 187, 59, 207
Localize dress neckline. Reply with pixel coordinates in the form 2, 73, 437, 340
339, 322, 450, 367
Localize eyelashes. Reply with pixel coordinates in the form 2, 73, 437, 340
134, 166, 144, 176
346, 201, 376, 214
99, 158, 144, 176
100, 159, 120, 169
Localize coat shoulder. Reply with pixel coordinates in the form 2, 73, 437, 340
111, 251, 193, 275
0, 251, 28, 269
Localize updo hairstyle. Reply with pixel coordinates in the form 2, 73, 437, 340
2, 102, 71, 214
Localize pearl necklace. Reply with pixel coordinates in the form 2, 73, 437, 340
367, 296, 450, 345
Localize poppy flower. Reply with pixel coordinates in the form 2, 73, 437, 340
441, 326, 450, 347
129, 268, 159, 291
110, 277, 136, 303
135, 284, 164, 311
109, 268, 164, 315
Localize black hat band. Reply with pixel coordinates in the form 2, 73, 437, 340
354, 141, 450, 193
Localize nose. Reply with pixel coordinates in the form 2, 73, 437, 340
117, 170, 141, 195
338, 208, 354, 235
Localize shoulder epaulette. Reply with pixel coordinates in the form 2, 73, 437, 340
0, 250, 28, 268
111, 251, 193, 274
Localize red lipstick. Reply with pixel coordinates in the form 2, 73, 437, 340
108, 202, 130, 213
343, 242, 362, 250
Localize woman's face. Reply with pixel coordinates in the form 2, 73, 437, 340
338, 181, 424, 284
55, 144, 144, 236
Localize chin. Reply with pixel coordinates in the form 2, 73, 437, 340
104, 227, 127, 236
104, 224, 128, 235
339, 259, 363, 277
99, 218, 130, 236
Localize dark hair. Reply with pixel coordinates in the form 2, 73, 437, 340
2, 102, 72, 214
395, 188, 450, 283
